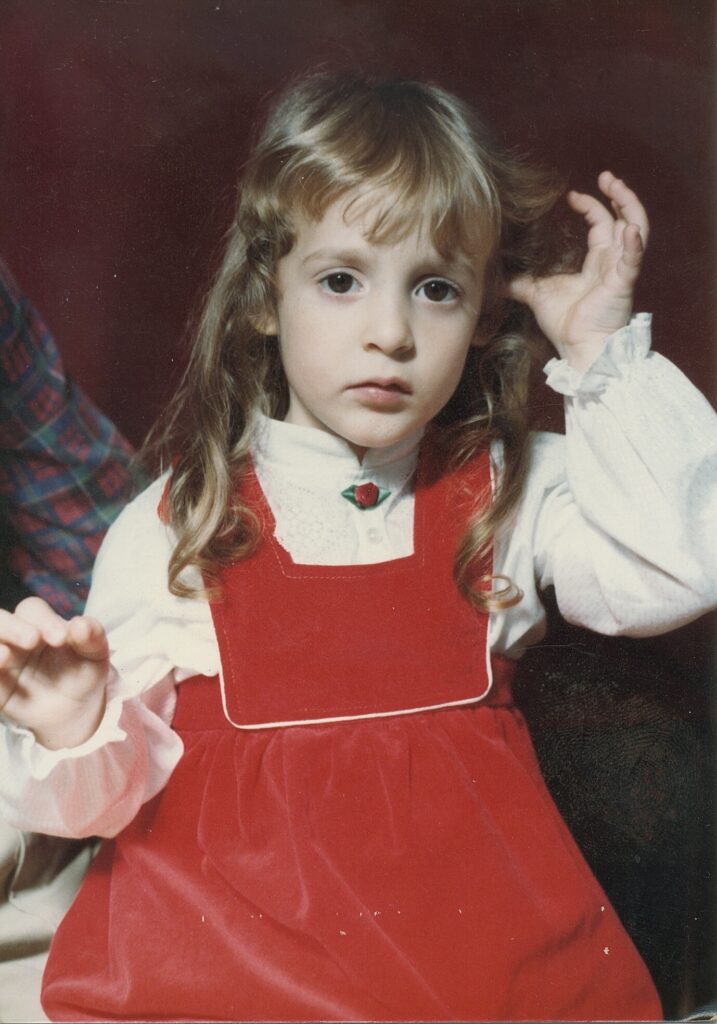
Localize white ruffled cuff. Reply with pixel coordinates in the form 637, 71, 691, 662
2, 667, 129, 780
544, 313, 652, 397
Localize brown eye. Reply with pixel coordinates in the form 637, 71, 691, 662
419, 279, 458, 303
322, 272, 356, 294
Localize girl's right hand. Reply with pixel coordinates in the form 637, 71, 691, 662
0, 597, 110, 750
507, 172, 648, 372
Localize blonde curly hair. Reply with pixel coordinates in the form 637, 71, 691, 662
146, 71, 570, 609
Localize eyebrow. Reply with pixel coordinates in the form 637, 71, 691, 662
302, 249, 367, 267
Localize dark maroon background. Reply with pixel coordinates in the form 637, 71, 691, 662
0, 0, 714, 444
0, 0, 714, 1013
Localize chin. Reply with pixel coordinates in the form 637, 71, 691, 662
340, 420, 416, 452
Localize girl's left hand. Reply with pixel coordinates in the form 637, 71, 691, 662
507, 171, 649, 372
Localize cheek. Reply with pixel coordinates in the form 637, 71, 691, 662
288, 313, 347, 385
277, 313, 315, 370
428, 334, 475, 398
436, 361, 468, 407
279, 343, 332, 413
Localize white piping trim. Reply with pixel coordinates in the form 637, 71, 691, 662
216, 453, 496, 731
218, 633, 494, 731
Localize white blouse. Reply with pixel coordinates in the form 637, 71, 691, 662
2, 315, 716, 839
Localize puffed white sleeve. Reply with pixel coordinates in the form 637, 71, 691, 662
530, 314, 717, 636
0, 476, 220, 838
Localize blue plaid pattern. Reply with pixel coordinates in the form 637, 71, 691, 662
0, 260, 139, 615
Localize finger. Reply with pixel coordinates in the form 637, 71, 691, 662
66, 616, 110, 663
617, 223, 645, 279
0, 609, 41, 651
14, 597, 68, 646
598, 171, 650, 247
0, 638, 27, 711
0, 658, 21, 715
0, 642, 22, 673
504, 274, 537, 306
612, 218, 627, 248
566, 190, 615, 247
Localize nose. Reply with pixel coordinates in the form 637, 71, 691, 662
362, 289, 415, 357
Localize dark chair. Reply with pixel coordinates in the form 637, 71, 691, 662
514, 590, 715, 1020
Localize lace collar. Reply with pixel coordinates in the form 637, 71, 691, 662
251, 414, 422, 501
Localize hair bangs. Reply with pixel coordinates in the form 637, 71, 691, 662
253, 76, 501, 262
272, 149, 497, 268
343, 178, 498, 266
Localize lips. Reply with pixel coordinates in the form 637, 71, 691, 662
348, 377, 412, 395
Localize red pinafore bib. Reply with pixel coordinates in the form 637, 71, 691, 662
42, 449, 661, 1022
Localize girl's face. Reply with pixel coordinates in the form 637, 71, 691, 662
264, 192, 487, 458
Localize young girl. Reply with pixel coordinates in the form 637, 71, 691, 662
1, 72, 716, 1022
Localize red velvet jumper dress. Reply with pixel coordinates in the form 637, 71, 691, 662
42, 450, 661, 1022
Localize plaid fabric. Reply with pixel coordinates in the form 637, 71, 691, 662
0, 259, 139, 616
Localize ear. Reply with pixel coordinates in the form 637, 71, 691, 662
252, 310, 279, 336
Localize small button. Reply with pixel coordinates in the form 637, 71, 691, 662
367, 527, 382, 543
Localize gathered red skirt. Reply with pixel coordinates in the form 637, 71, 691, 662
42, 675, 661, 1022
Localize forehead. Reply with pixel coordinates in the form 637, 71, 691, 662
291, 189, 488, 272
